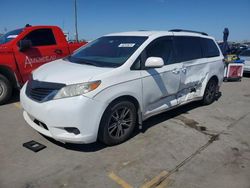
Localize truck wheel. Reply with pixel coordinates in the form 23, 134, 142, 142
0, 74, 12, 105
202, 78, 217, 105
98, 100, 137, 146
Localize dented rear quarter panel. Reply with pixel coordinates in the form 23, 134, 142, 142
178, 56, 224, 103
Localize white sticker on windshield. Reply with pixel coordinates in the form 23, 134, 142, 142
118, 43, 135, 48
7, 35, 18, 39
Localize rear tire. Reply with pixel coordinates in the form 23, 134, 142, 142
202, 78, 218, 105
98, 100, 137, 146
0, 74, 12, 105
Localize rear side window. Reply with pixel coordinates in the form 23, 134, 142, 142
201, 38, 220, 57
174, 36, 203, 62
145, 37, 175, 65
240, 49, 250, 56
24, 29, 56, 46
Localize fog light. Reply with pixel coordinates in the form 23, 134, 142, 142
64, 127, 80, 135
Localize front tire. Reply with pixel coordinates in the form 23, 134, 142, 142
0, 74, 12, 105
202, 78, 218, 105
98, 100, 137, 146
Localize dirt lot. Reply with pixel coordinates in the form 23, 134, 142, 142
0, 75, 250, 188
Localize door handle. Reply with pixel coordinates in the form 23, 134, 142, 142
172, 68, 180, 74
182, 67, 187, 73
54, 49, 63, 55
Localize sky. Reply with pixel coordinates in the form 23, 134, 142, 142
1, 0, 250, 41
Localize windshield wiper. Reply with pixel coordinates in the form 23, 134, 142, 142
80, 61, 97, 66
67, 56, 119, 68
68, 56, 101, 67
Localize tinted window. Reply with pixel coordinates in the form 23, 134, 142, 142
0, 28, 23, 44
240, 49, 250, 57
145, 38, 174, 65
24, 29, 56, 46
201, 38, 220, 57
67, 36, 147, 67
174, 36, 203, 62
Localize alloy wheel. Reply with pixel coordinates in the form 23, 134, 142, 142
108, 107, 133, 139
205, 81, 216, 102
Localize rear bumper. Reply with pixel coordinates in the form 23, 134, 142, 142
20, 84, 106, 144
244, 65, 250, 73
243, 60, 250, 72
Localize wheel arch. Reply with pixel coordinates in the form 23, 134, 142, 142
98, 94, 143, 133
0, 65, 18, 88
97, 94, 142, 144
199, 74, 220, 100
209, 75, 219, 84
106, 95, 142, 124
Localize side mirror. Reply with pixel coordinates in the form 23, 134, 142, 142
145, 57, 164, 68
19, 40, 32, 51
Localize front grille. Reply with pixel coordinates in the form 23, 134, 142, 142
30, 88, 55, 101
26, 79, 65, 102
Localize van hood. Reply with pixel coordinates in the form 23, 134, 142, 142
33, 59, 114, 85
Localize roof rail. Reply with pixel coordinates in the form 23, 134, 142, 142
169, 29, 208, 36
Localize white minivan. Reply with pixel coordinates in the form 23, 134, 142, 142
20, 30, 224, 145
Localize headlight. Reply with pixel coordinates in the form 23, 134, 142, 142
53, 80, 101, 100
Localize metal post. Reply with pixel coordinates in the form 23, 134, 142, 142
74, 0, 79, 42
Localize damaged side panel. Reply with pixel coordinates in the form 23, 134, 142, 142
142, 63, 182, 118
177, 59, 210, 103
177, 57, 224, 104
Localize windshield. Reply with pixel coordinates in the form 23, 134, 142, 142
240, 49, 250, 57
0, 28, 23, 45
66, 36, 147, 67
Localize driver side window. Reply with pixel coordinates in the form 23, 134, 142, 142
145, 38, 175, 65
24, 29, 56, 47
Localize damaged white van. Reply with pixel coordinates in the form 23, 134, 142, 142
20, 30, 224, 145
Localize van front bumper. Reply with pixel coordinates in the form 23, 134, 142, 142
20, 84, 106, 144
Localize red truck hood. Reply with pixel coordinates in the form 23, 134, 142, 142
33, 59, 114, 85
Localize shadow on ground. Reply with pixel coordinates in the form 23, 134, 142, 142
243, 73, 250, 78
2, 89, 20, 106
137, 101, 201, 134
42, 100, 205, 152
41, 135, 107, 152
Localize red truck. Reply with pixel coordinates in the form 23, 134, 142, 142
0, 25, 86, 104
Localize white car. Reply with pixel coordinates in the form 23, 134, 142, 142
239, 48, 250, 73
20, 30, 224, 145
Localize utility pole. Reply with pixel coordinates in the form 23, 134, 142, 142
74, 0, 79, 42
